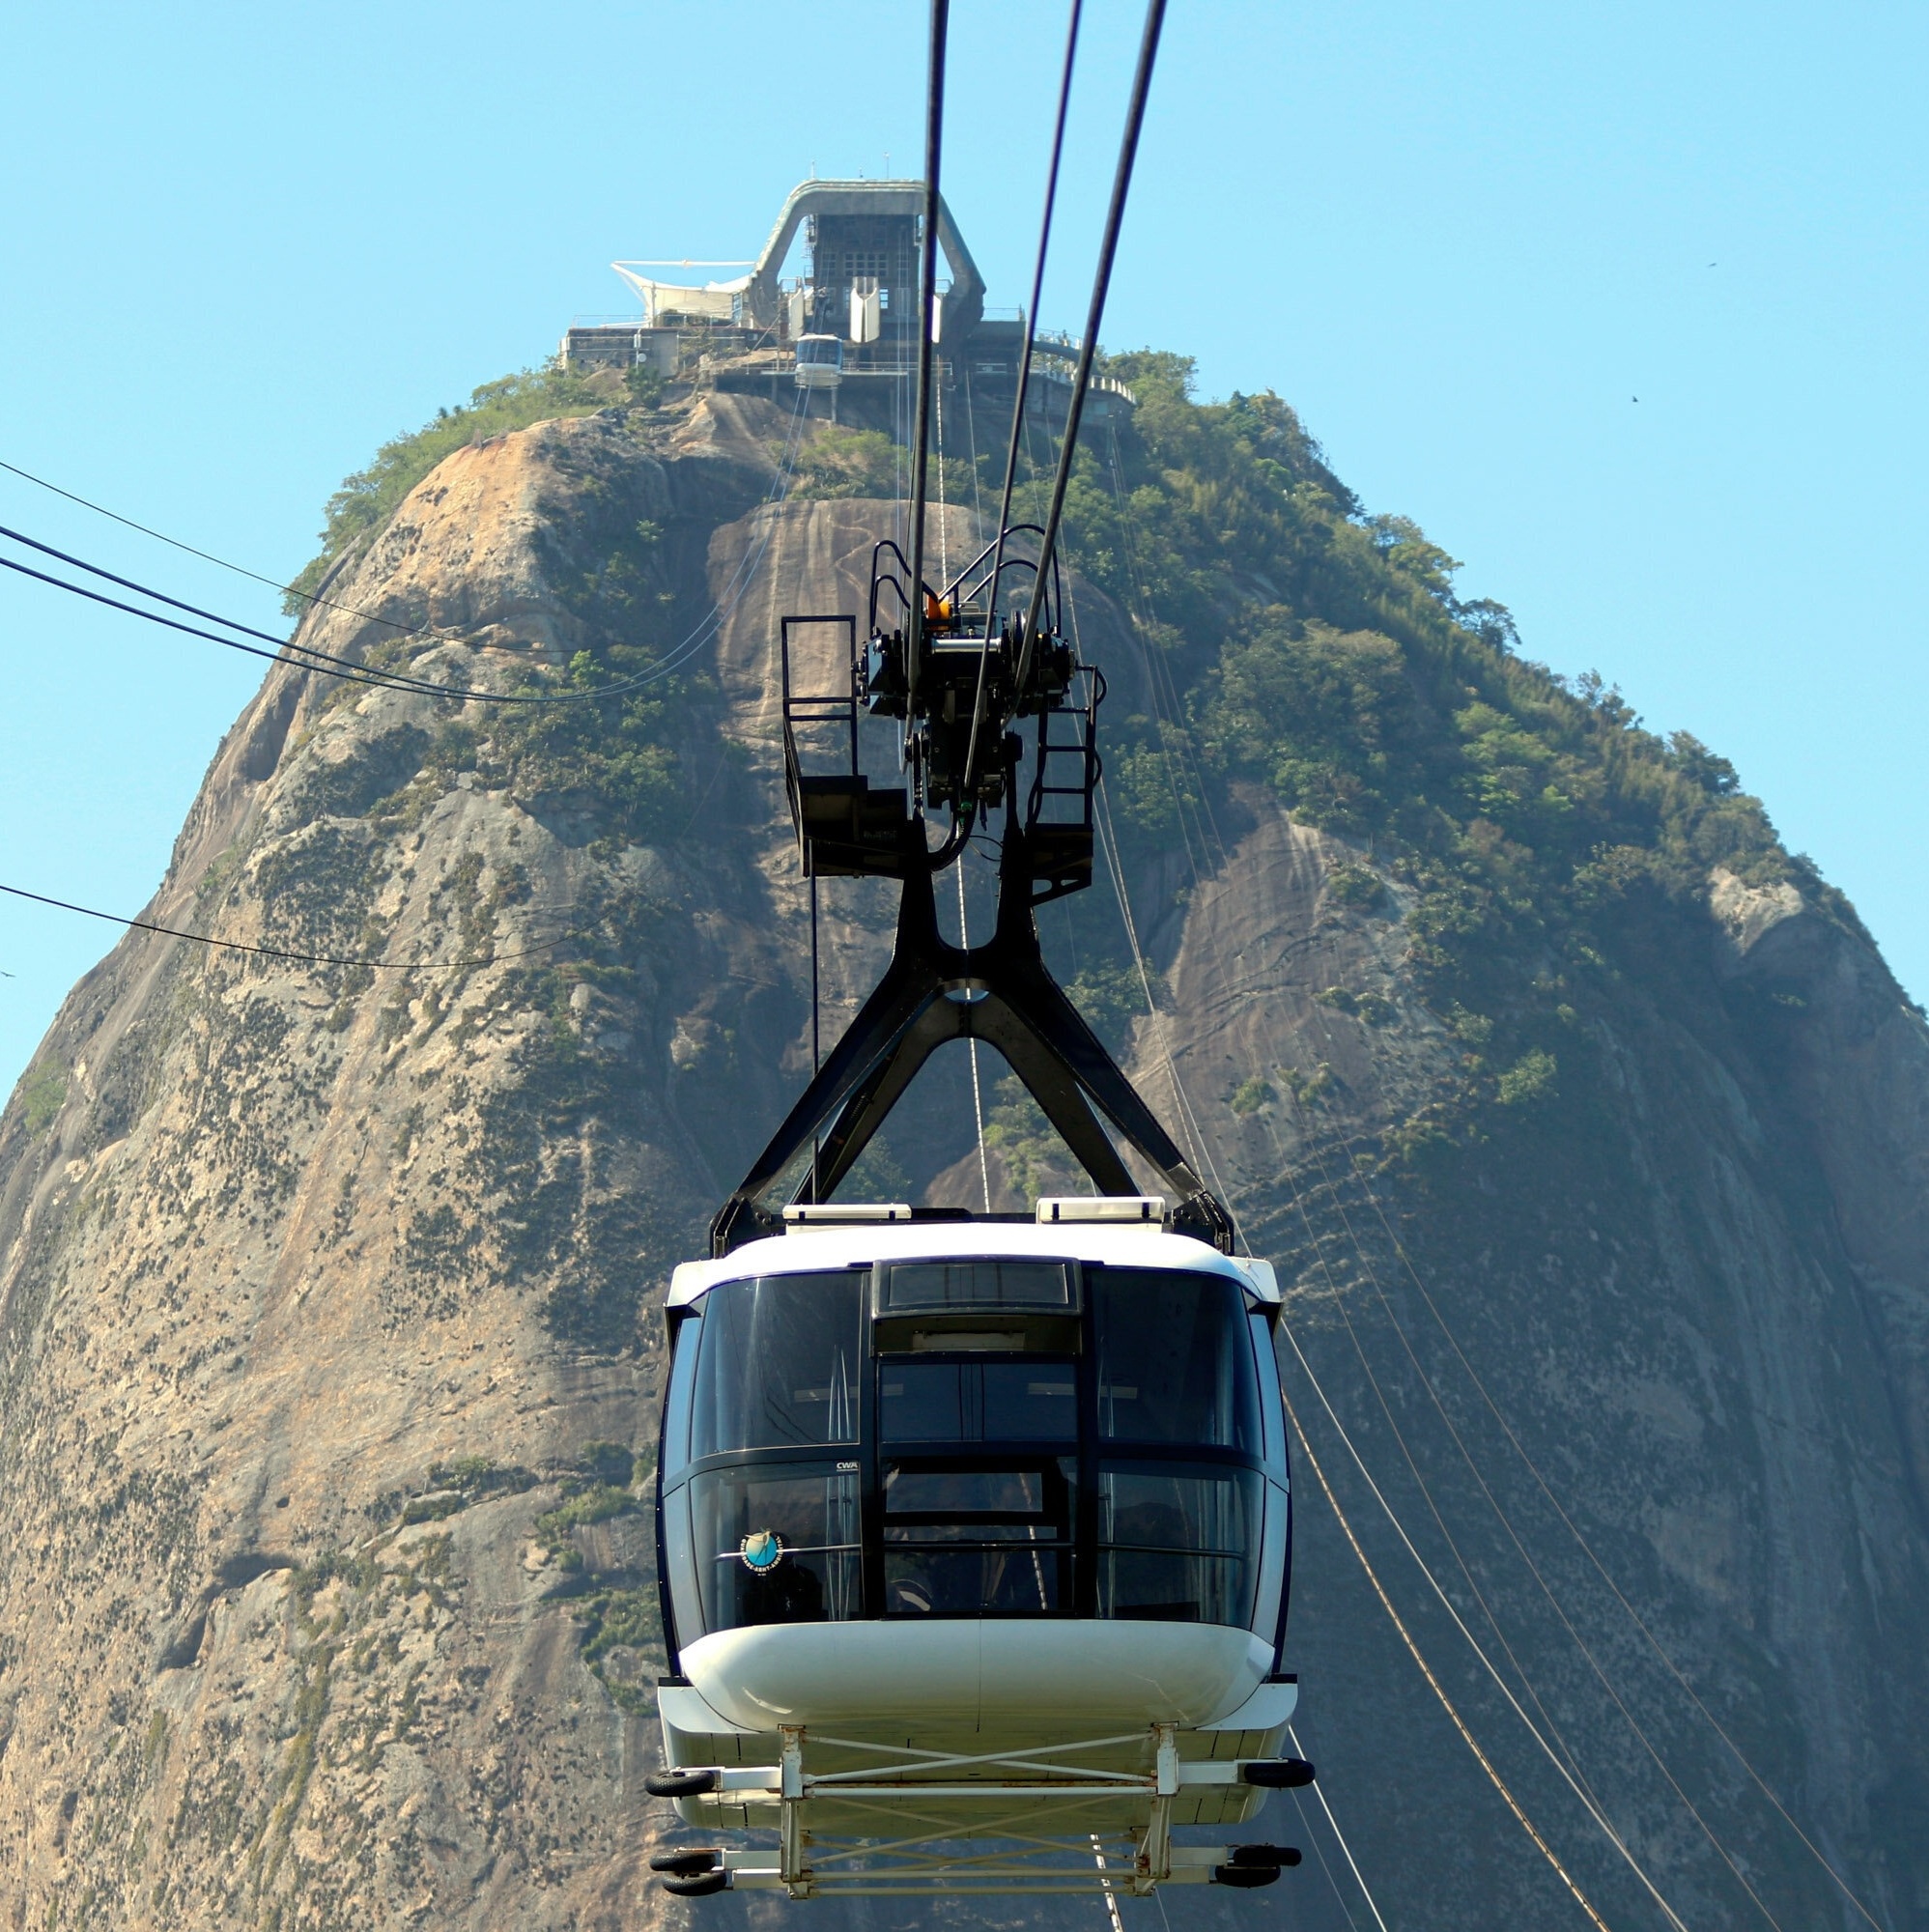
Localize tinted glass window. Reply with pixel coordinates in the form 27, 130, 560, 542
692, 1463, 862, 1630
880, 1361, 1076, 1442
662, 1313, 701, 1480
1092, 1270, 1261, 1454
882, 1461, 1075, 1614
881, 1261, 1073, 1312
690, 1273, 863, 1460
1250, 1312, 1285, 1466
1096, 1464, 1262, 1627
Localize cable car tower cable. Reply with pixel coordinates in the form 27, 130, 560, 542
902, 0, 950, 746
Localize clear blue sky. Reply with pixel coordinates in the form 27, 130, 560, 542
3, 0, 1924, 1100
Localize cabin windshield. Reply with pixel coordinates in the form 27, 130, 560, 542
795, 336, 842, 367
690, 1272, 863, 1456
658, 1262, 1288, 1651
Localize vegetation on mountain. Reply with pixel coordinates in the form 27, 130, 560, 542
282, 359, 661, 612
1008, 349, 1862, 1170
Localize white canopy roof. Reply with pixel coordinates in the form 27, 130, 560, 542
611, 262, 752, 326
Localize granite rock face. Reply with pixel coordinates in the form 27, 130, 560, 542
1, 387, 1924, 1932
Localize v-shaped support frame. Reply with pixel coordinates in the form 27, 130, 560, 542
710, 819, 1235, 1256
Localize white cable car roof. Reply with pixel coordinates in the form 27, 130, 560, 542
668, 1218, 1279, 1311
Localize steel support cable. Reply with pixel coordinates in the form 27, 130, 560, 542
1016, 0, 1167, 697
0, 880, 568, 972
1074, 558, 1675, 1927
1063, 563, 1208, 1179
902, 0, 950, 744
1086, 744, 1395, 1932
0, 452, 481, 645
1295, 1060, 1886, 1932
1287, 1786, 1369, 1932
1250, 1042, 1622, 1812
1094, 434, 1208, 887
1287, 1722, 1385, 1932
1188, 912, 1731, 1929
1270, 1025, 1787, 1932
1281, 1375, 1618, 1932
959, 0, 1085, 810
0, 527, 521, 702
1100, 420, 1222, 878
0, 554, 499, 700
0, 384, 813, 708
1248, 850, 1841, 1928
1078, 457, 1778, 1921
1097, 788, 1453, 1932
1277, 1293, 1694, 1930
1306, 1168, 1615, 1808
1098, 527, 1827, 1926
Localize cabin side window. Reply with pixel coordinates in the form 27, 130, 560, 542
1091, 1269, 1272, 1631
1092, 1270, 1262, 1455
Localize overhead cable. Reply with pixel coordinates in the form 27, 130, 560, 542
0, 553, 491, 701
1280, 1378, 1617, 1932
1279, 1063, 1786, 1928
0, 453, 469, 645
0, 528, 508, 702
1017, 0, 1169, 693
1279, 1301, 1693, 1928
0, 881, 569, 972
1286, 1722, 1390, 1932
961, 0, 1084, 810
902, 0, 950, 736
0, 386, 812, 708
1069, 537, 1662, 1931
1328, 1114, 1887, 1932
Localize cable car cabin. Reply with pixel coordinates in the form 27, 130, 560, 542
792, 334, 844, 390
649, 1208, 1308, 1900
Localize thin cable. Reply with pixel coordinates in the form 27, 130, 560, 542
0, 530, 523, 703
1282, 1378, 1617, 1932
0, 881, 566, 972
1256, 829, 1849, 1927
1073, 455, 1774, 1928
1076, 623, 1670, 1918
1277, 1054, 1786, 1929
0, 453, 470, 644
1018, 0, 1168, 692
0, 386, 814, 708
1281, 1315, 1691, 1930
1332, 1098, 1885, 1930
956, 862, 993, 1211
0, 553, 507, 700
1058, 561, 1206, 1178
960, 0, 1084, 807
1287, 1722, 1389, 1932
1092, 782, 1204, 1174
1099, 422, 1218, 879
902, 0, 950, 737
1273, 1094, 1620, 1813
1289, 1782, 1367, 1932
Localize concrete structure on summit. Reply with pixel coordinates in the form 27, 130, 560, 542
563, 180, 1028, 393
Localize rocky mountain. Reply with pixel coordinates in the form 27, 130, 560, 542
0, 365, 1923, 1931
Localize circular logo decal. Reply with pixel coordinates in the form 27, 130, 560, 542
740, 1529, 783, 1573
